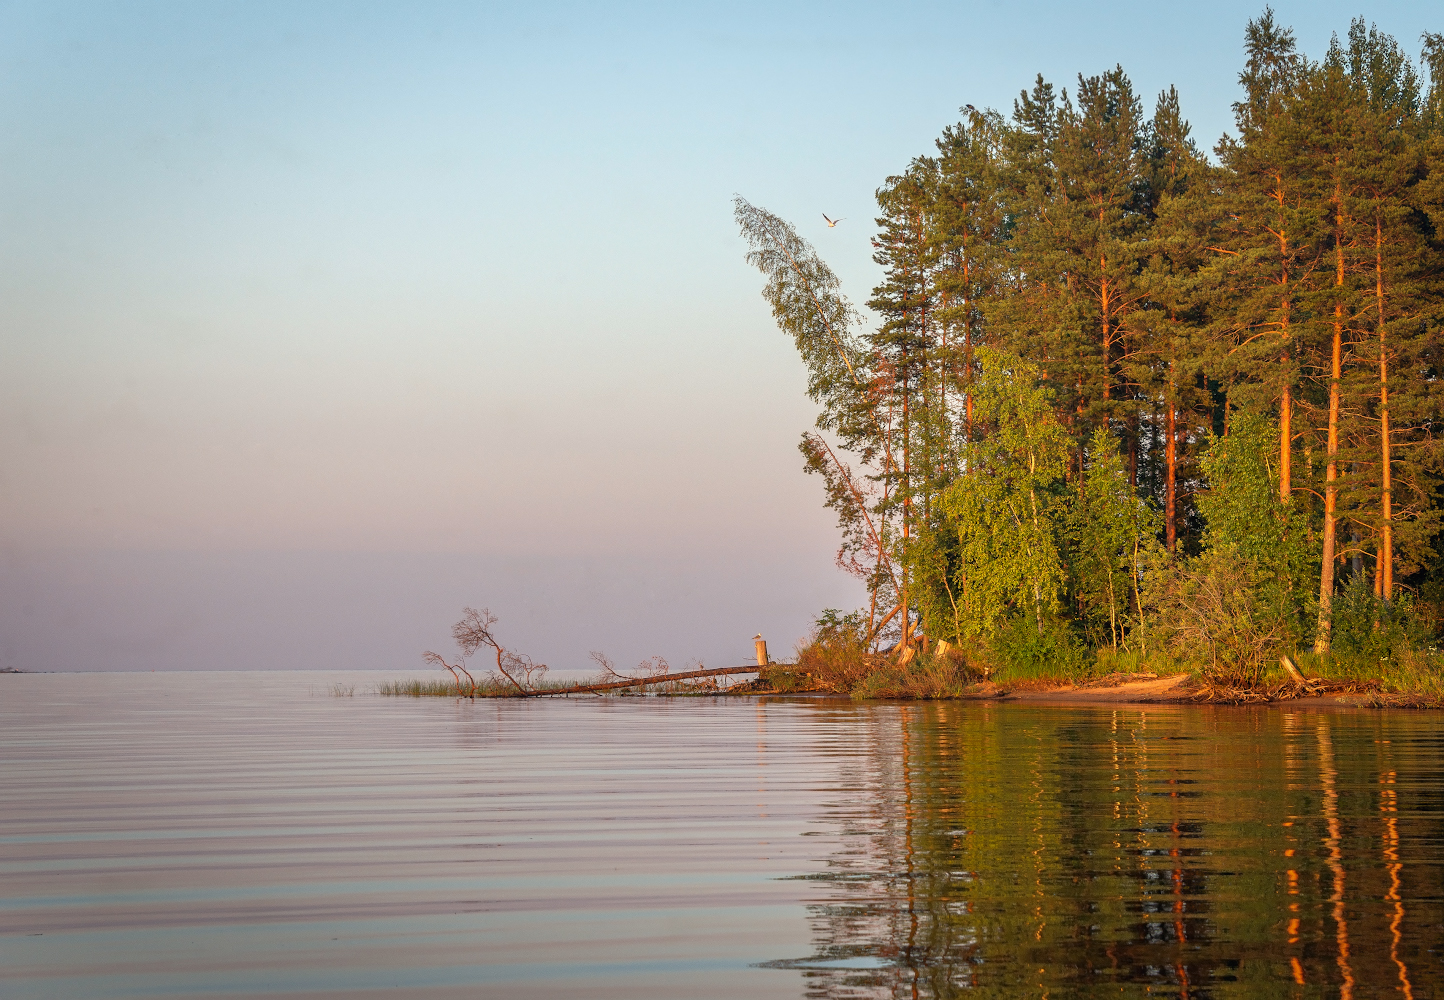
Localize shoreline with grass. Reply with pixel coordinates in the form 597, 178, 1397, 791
379, 655, 1442, 708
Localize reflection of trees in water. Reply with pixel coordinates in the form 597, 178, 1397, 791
777, 705, 1443, 999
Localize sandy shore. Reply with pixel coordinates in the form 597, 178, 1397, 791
994, 674, 1196, 704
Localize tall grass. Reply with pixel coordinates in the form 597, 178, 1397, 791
376, 672, 760, 698
377, 676, 580, 697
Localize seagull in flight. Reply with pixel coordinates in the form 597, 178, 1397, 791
822, 214, 844, 228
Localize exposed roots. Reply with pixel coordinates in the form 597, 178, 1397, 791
1186, 677, 1383, 705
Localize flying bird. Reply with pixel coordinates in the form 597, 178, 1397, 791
822, 214, 844, 228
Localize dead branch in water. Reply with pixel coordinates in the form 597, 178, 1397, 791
425, 617, 763, 698
590, 650, 672, 684
523, 664, 762, 697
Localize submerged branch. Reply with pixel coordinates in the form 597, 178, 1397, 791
517, 664, 762, 697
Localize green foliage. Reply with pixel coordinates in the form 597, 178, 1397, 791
1329, 578, 1432, 662
1197, 415, 1305, 573
812, 608, 869, 647
987, 614, 1090, 680
1141, 546, 1299, 683
1068, 426, 1161, 648
1195, 411, 1316, 638
732, 197, 866, 432
1138, 413, 1318, 679
939, 349, 1070, 638
739, 9, 1444, 696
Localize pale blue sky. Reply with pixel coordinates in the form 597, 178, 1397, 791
1, 1, 1437, 670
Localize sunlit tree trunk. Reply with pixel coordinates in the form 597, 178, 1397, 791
1275, 181, 1294, 505
1316, 183, 1345, 653
1375, 216, 1393, 599
1166, 388, 1178, 553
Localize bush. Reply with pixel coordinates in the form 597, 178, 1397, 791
987, 614, 1089, 680
792, 609, 877, 693
1329, 578, 1432, 663
1141, 546, 1301, 684
851, 648, 990, 699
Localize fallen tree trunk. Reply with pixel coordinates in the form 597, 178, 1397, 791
522, 664, 763, 697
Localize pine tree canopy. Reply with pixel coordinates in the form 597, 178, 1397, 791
738, 9, 1444, 660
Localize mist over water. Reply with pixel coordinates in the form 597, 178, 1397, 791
3, 672, 1442, 998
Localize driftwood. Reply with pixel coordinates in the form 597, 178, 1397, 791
1280, 654, 1307, 684
522, 664, 762, 697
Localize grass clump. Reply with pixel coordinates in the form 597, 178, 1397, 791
787, 609, 878, 694
378, 675, 578, 698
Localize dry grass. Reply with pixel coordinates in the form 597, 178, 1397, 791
789, 637, 879, 693
851, 650, 992, 700
378, 667, 762, 699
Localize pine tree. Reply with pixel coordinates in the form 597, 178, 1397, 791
1140, 86, 1215, 553
907, 109, 1011, 645
1341, 22, 1444, 597
868, 164, 941, 644
736, 9, 1444, 670
1211, 9, 1322, 507
992, 69, 1152, 467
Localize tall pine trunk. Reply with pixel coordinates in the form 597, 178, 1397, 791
1280, 352, 1292, 503
1272, 176, 1294, 505
1315, 183, 1345, 653
900, 376, 911, 644
1166, 378, 1178, 553
1375, 216, 1393, 599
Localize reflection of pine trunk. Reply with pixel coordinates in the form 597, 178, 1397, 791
1316, 720, 1355, 1000
1380, 768, 1414, 998
1283, 712, 1304, 982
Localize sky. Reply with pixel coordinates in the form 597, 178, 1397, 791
1, 0, 1438, 672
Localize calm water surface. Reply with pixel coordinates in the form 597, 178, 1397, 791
2, 671, 1442, 998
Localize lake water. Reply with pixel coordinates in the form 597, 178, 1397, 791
3, 671, 1442, 999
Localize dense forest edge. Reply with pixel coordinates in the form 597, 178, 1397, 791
386, 9, 1444, 706
734, 9, 1444, 705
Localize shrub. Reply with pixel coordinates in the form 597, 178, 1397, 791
851, 647, 993, 700
987, 614, 1089, 680
1141, 547, 1299, 684
792, 609, 877, 693
1329, 578, 1432, 663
